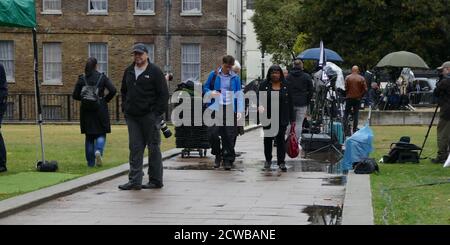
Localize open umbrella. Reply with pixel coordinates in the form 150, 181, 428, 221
376, 51, 429, 69
297, 48, 344, 62
0, 0, 57, 170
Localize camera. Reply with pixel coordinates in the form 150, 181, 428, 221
160, 120, 172, 138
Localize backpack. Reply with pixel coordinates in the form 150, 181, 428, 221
81, 73, 103, 110
383, 136, 421, 164
353, 158, 379, 174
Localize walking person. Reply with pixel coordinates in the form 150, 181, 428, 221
119, 44, 169, 190
0, 63, 8, 173
259, 65, 295, 172
432, 61, 450, 164
73, 57, 117, 168
343, 66, 368, 136
203, 55, 244, 170
286, 59, 314, 148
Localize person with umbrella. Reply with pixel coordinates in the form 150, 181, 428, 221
432, 61, 450, 164
344, 66, 368, 135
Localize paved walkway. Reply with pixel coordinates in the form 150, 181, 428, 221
0, 129, 345, 225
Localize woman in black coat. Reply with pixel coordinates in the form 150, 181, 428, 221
73, 58, 117, 167
258, 65, 295, 172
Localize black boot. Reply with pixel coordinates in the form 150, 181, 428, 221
264, 161, 272, 170
214, 155, 222, 169
118, 182, 142, 191
223, 161, 232, 171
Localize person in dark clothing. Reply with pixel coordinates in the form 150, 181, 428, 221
258, 65, 295, 172
368, 82, 382, 109
73, 57, 117, 168
0, 63, 8, 173
286, 59, 314, 146
203, 55, 244, 170
432, 61, 450, 164
119, 44, 169, 191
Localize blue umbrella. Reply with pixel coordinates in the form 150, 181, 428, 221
298, 48, 344, 62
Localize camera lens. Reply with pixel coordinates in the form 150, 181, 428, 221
160, 120, 172, 138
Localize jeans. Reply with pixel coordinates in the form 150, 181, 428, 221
344, 99, 361, 133
85, 134, 106, 167
0, 102, 6, 168
287, 106, 308, 143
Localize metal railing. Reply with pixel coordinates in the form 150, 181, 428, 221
4, 93, 172, 123
408, 91, 437, 106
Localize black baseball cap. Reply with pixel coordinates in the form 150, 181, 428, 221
132, 43, 148, 54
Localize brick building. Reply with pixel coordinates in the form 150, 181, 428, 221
0, 0, 242, 121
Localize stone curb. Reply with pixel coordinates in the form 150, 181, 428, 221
341, 171, 375, 225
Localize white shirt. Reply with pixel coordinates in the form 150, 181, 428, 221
134, 65, 147, 80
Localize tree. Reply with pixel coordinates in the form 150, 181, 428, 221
252, 0, 302, 67
298, 0, 450, 69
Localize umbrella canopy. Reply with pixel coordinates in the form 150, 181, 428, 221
297, 48, 344, 62
376, 51, 429, 69
0, 0, 36, 28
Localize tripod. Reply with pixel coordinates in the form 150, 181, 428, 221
306, 78, 344, 160
418, 104, 439, 159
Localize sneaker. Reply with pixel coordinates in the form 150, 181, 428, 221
95, 151, 103, 167
264, 161, 272, 170
279, 163, 288, 172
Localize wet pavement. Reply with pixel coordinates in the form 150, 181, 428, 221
0, 128, 345, 225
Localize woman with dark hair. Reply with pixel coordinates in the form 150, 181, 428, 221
258, 65, 295, 171
73, 57, 117, 167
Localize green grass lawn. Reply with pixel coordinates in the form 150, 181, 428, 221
371, 126, 450, 225
0, 124, 175, 201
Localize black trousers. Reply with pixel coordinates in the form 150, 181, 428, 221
264, 126, 287, 164
208, 106, 238, 163
0, 103, 6, 168
344, 98, 361, 132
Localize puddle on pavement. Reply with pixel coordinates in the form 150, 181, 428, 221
302, 205, 343, 225
288, 160, 343, 175
322, 176, 347, 186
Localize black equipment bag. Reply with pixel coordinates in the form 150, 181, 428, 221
353, 158, 379, 174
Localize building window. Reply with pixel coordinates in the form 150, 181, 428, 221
181, 44, 200, 82
43, 43, 62, 84
88, 0, 108, 14
42, 0, 62, 14
0, 41, 14, 83
89, 43, 108, 75
135, 0, 155, 15
181, 0, 202, 15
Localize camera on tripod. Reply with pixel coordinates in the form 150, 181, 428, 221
160, 120, 172, 138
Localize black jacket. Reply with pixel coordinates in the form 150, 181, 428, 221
0, 63, 7, 102
286, 68, 314, 107
258, 80, 295, 129
73, 71, 117, 135
434, 75, 450, 120
121, 62, 169, 117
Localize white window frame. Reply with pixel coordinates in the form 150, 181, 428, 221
88, 43, 109, 76
87, 0, 108, 15
43, 42, 63, 85
42, 0, 62, 15
181, 43, 201, 83
0, 41, 15, 83
181, 0, 202, 16
134, 0, 155, 15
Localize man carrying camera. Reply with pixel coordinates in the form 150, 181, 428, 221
119, 44, 169, 190
432, 61, 450, 164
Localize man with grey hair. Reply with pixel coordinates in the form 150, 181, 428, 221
432, 61, 450, 164
286, 59, 314, 148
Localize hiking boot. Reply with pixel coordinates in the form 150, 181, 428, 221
118, 182, 142, 191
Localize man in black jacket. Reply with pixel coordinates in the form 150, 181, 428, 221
432, 61, 450, 164
286, 59, 314, 146
0, 63, 8, 172
119, 44, 169, 190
